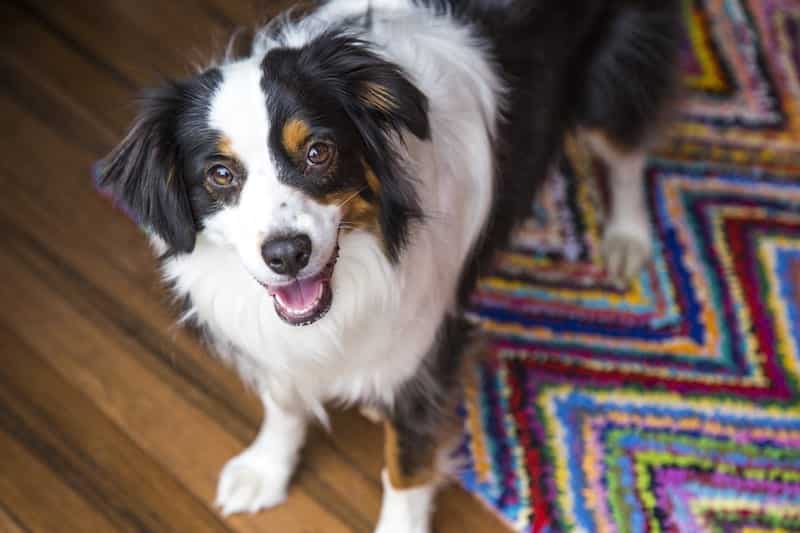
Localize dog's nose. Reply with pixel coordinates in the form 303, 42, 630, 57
261, 234, 312, 277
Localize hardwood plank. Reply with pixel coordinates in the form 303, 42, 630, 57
0, 94, 154, 286
0, 326, 233, 533
0, 428, 118, 533
0, 505, 32, 533
3, 0, 292, 146
8, 1, 136, 91
0, 241, 359, 533
19, 0, 232, 87
201, 0, 281, 28
0, 1, 131, 142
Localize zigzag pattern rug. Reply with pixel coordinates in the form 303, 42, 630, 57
457, 1, 800, 531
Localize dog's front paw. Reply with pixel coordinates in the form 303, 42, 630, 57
215, 450, 292, 516
602, 221, 652, 284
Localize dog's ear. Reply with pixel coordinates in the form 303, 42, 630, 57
350, 56, 430, 142
297, 32, 431, 260
97, 84, 197, 254
305, 33, 430, 141
340, 45, 429, 261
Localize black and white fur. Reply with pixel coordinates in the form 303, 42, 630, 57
99, 1, 681, 531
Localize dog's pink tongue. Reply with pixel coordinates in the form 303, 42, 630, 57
275, 277, 323, 312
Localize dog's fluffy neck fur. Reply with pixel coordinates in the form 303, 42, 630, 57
159, 0, 500, 421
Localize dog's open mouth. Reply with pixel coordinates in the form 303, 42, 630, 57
263, 247, 338, 326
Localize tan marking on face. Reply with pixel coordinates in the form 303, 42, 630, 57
317, 160, 383, 235
281, 118, 311, 157
361, 81, 398, 114
203, 136, 246, 201
321, 189, 380, 235
342, 194, 380, 234
383, 421, 436, 490
216, 135, 240, 159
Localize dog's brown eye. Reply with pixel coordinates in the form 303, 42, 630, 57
206, 164, 235, 187
306, 142, 334, 167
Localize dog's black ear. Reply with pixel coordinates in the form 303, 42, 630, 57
313, 33, 431, 141
302, 32, 431, 260
97, 84, 197, 254
350, 57, 430, 142
342, 49, 430, 261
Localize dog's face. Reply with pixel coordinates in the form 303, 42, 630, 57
99, 31, 429, 326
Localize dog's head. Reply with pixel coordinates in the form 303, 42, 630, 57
99, 30, 429, 326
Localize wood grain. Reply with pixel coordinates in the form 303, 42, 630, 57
0, 506, 29, 533
0, 1, 506, 531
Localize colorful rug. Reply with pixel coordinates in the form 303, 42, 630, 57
457, 1, 800, 531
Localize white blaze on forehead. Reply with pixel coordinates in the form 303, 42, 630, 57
208, 58, 271, 170
206, 57, 287, 225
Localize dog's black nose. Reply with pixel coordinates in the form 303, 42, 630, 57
261, 234, 312, 277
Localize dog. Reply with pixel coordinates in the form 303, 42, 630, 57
98, 1, 681, 531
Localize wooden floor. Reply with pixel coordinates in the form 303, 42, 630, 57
0, 1, 506, 531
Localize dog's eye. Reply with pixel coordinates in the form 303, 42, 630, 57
306, 142, 334, 167
206, 164, 235, 187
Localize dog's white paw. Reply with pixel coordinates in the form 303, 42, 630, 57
602, 221, 652, 284
215, 450, 292, 516
374, 470, 435, 533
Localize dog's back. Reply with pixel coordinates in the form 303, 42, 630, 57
447, 0, 683, 294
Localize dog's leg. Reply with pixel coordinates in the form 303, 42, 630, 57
376, 418, 440, 533
566, 1, 680, 283
583, 131, 652, 283
215, 390, 307, 515
375, 317, 466, 533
